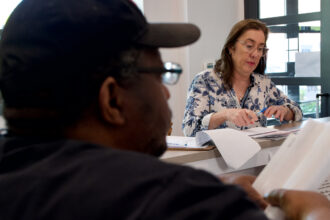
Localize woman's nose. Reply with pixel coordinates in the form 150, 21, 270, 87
250, 48, 259, 58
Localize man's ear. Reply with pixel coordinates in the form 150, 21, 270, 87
98, 77, 125, 125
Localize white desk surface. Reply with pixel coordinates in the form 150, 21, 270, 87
161, 118, 330, 175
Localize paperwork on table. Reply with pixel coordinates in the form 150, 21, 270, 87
166, 126, 299, 170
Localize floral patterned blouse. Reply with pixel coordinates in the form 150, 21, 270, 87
182, 70, 303, 137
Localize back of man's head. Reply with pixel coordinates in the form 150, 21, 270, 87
0, 0, 200, 135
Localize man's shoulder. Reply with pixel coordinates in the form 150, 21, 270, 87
0, 136, 220, 189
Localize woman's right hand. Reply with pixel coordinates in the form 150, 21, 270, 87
209, 108, 258, 129
225, 108, 258, 127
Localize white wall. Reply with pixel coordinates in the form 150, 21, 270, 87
188, 0, 244, 78
144, 0, 244, 136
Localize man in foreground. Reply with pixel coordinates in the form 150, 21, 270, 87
0, 0, 329, 219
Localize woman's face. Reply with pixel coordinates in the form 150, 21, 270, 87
229, 29, 266, 78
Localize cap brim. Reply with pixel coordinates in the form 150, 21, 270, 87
137, 23, 200, 48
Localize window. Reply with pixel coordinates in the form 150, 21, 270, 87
277, 85, 321, 117
266, 21, 320, 77
259, 0, 286, 19
245, 0, 330, 119
298, 0, 320, 14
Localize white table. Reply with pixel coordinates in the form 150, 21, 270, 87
161, 118, 330, 175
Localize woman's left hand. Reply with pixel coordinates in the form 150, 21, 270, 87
264, 105, 293, 121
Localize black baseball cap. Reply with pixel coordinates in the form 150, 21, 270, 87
0, 0, 200, 107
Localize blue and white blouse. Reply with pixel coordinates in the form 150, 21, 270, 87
182, 70, 303, 137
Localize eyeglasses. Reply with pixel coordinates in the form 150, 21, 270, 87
137, 62, 182, 85
237, 40, 269, 57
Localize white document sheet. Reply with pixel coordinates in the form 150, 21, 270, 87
196, 129, 261, 169
253, 119, 330, 220
241, 127, 279, 136
166, 136, 200, 149
318, 175, 330, 200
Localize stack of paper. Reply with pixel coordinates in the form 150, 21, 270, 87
166, 136, 200, 149
318, 175, 330, 200
167, 127, 285, 169
166, 126, 297, 170
253, 119, 330, 219
242, 126, 299, 140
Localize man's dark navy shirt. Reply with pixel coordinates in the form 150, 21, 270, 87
0, 137, 267, 219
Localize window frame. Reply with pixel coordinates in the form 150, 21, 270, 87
244, 0, 330, 117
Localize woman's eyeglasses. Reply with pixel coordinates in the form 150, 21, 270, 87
137, 62, 182, 85
237, 40, 269, 57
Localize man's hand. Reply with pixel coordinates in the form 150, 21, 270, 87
219, 173, 267, 209
265, 189, 330, 220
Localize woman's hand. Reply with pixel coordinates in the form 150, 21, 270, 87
225, 109, 258, 127
264, 105, 293, 122
265, 189, 330, 220
209, 109, 258, 129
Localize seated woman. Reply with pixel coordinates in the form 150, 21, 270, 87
183, 19, 302, 137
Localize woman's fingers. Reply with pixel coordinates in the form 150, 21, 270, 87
264, 106, 287, 121
246, 110, 258, 122
228, 109, 259, 127
233, 110, 256, 126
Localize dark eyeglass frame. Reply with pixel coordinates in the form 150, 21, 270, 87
136, 62, 182, 85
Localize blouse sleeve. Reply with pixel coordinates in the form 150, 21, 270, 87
182, 73, 213, 137
268, 80, 303, 121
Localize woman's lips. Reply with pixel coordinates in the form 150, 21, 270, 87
247, 61, 255, 66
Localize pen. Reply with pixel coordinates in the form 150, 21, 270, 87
257, 107, 267, 116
